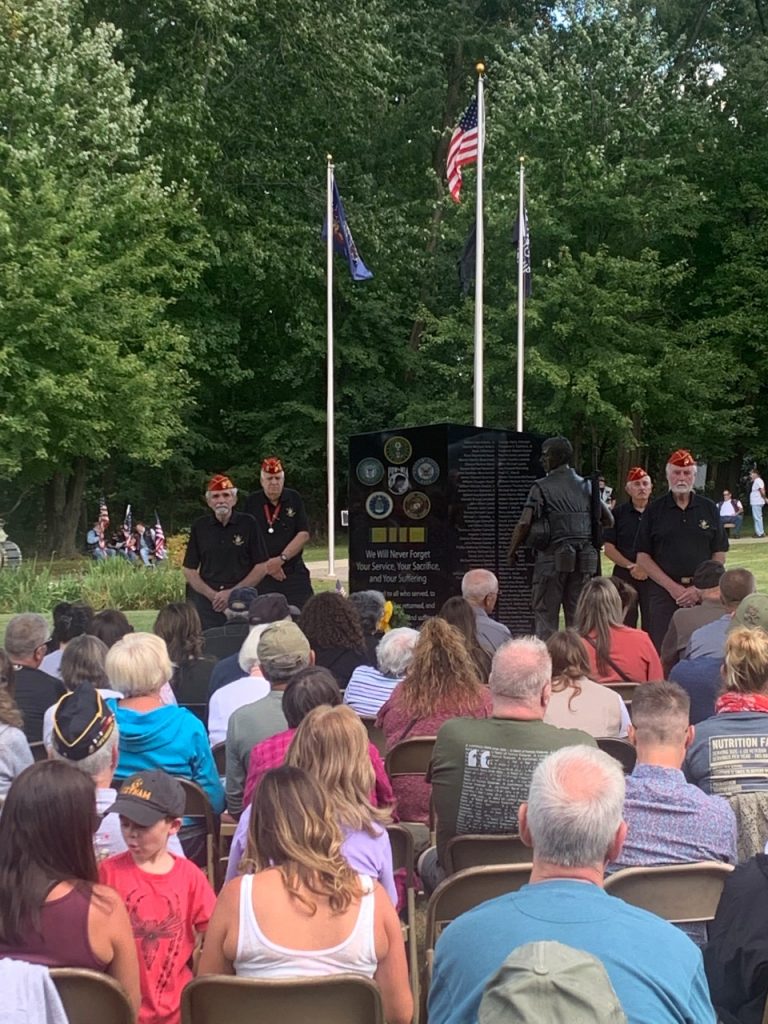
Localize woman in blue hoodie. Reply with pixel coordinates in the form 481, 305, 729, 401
104, 633, 225, 821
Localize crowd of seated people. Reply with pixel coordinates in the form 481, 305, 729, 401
6, 569, 768, 1024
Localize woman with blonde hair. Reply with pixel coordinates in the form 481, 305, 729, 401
199, 766, 412, 1024
0, 651, 32, 802
376, 616, 492, 822
575, 576, 663, 684
228, 706, 397, 903
685, 617, 768, 800
544, 631, 630, 737
106, 633, 224, 831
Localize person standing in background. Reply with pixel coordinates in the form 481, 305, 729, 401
750, 469, 766, 538
602, 467, 653, 630
635, 450, 728, 652
182, 475, 269, 630
245, 457, 313, 610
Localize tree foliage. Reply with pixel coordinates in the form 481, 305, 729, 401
3, 0, 768, 550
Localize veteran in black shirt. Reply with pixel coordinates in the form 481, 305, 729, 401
244, 456, 313, 609
602, 466, 653, 630
183, 474, 269, 630
636, 449, 728, 652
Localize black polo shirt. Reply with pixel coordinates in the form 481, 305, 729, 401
14, 665, 66, 743
244, 487, 310, 568
635, 491, 728, 581
603, 501, 646, 562
183, 510, 267, 590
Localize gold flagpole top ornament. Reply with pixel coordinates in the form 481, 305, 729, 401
476, 61, 485, 75
519, 155, 526, 165
326, 153, 333, 163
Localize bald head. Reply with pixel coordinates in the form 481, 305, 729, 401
462, 569, 499, 612
490, 637, 551, 712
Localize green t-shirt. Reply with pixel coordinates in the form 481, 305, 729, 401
431, 717, 597, 864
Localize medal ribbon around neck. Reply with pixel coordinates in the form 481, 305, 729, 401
264, 501, 281, 534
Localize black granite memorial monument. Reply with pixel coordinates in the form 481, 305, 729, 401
349, 424, 543, 634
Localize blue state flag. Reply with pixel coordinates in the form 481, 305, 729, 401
322, 179, 373, 281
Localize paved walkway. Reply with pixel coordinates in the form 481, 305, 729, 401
306, 558, 349, 584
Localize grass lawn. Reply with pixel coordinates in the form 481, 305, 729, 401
1, 537, 764, 642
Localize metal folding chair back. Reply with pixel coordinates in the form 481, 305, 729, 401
443, 833, 533, 875
211, 741, 226, 777
596, 736, 637, 775
29, 741, 48, 762
603, 682, 640, 706
425, 863, 533, 951
181, 973, 385, 1024
179, 778, 221, 890
387, 824, 420, 1015
385, 736, 436, 777
605, 861, 734, 923
50, 968, 134, 1024
361, 716, 387, 756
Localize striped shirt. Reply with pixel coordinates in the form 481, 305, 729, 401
343, 666, 402, 718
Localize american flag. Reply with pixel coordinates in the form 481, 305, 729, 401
446, 97, 479, 203
98, 496, 109, 550
123, 504, 136, 553
154, 511, 166, 560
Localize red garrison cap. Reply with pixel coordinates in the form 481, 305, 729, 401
261, 457, 284, 475
667, 449, 696, 468
627, 466, 649, 482
207, 474, 235, 492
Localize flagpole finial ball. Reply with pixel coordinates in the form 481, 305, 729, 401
326, 153, 333, 162
476, 61, 485, 74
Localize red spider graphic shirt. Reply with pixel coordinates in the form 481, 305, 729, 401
100, 853, 215, 1024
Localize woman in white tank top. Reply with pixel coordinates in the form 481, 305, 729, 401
198, 766, 412, 1024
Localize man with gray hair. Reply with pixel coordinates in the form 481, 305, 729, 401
420, 637, 595, 893
429, 745, 716, 1024
225, 620, 314, 815
4, 612, 65, 742
207, 623, 271, 745
48, 683, 184, 858
183, 473, 270, 630
461, 569, 511, 654
343, 627, 419, 718
636, 449, 728, 652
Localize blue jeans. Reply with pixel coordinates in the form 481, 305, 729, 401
720, 514, 743, 539
752, 505, 765, 537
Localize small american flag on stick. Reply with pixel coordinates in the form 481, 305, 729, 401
98, 496, 109, 550
154, 511, 166, 560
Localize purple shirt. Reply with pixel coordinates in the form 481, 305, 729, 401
226, 808, 397, 905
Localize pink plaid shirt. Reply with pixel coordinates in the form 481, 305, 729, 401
242, 727, 396, 815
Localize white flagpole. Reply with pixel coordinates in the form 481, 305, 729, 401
473, 63, 486, 428
326, 155, 336, 578
516, 157, 525, 432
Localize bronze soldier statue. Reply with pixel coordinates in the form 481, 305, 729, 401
508, 436, 613, 639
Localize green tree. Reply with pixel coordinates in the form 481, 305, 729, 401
0, 0, 206, 553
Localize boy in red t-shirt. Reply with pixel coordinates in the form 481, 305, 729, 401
100, 770, 216, 1024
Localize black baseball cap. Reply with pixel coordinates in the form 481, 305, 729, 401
248, 592, 299, 625
107, 770, 185, 825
